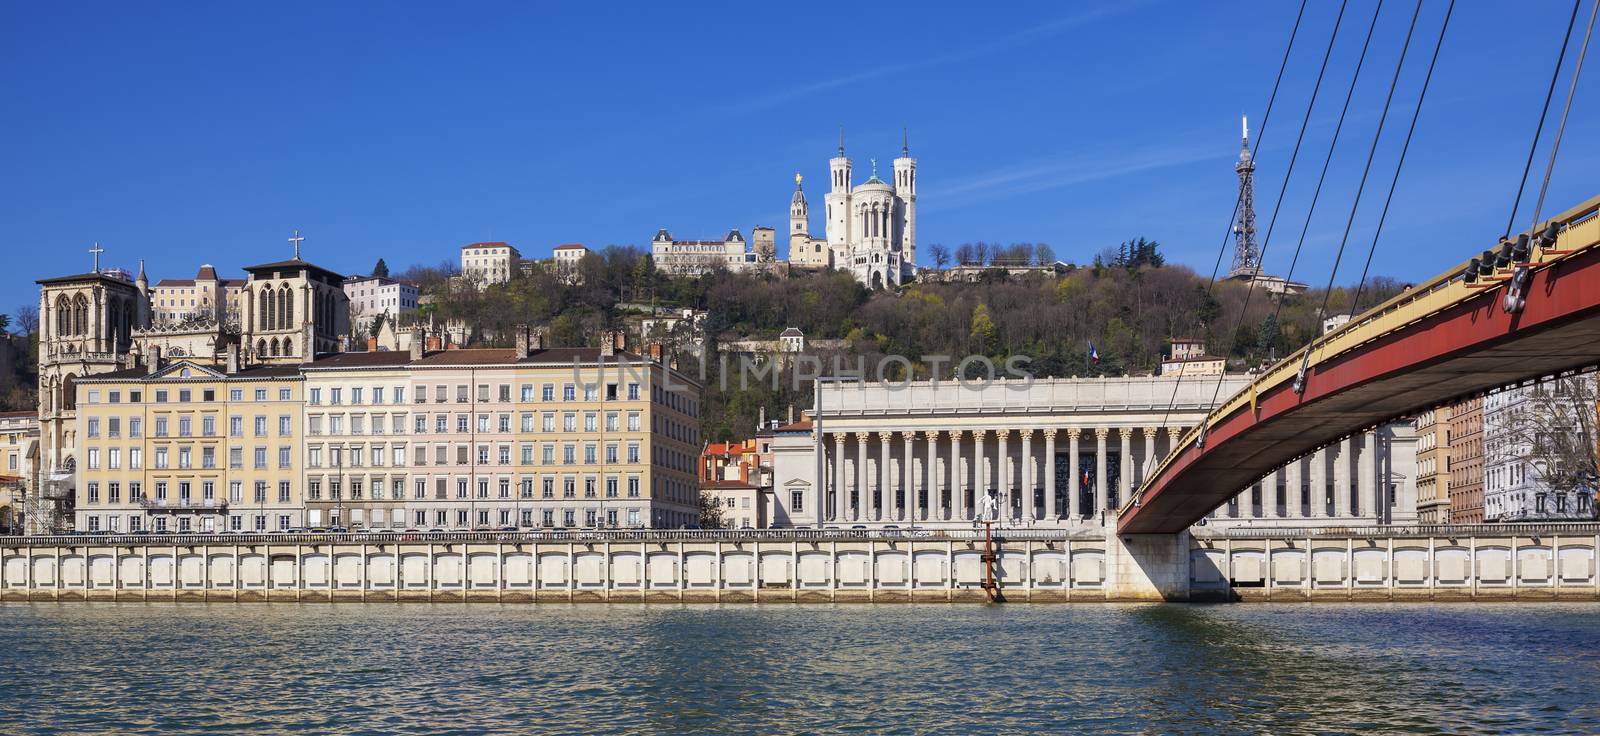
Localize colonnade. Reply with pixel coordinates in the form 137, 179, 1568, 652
818, 426, 1186, 525
1223, 431, 1403, 524
815, 426, 1409, 527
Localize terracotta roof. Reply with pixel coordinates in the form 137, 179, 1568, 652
774, 417, 813, 432
196, 265, 218, 280
307, 352, 416, 369
0, 410, 37, 419
229, 364, 304, 379
461, 242, 518, 252
154, 279, 196, 287
412, 349, 517, 366
553, 244, 587, 251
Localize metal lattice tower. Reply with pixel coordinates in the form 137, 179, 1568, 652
1230, 115, 1262, 278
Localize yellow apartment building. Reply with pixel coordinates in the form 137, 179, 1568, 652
73, 360, 305, 533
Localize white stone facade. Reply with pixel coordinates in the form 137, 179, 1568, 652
770, 376, 1418, 531
342, 276, 418, 324
460, 242, 520, 286
650, 229, 755, 276
788, 135, 917, 289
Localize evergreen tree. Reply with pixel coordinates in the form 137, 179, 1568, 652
372, 258, 390, 278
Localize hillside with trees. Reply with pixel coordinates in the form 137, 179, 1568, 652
408, 239, 1409, 442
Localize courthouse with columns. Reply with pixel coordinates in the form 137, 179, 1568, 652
769, 376, 1417, 530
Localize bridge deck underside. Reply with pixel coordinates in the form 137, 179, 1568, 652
1123, 247, 1600, 533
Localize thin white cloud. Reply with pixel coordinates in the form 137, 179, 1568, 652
714, 4, 1144, 116
925, 141, 1227, 209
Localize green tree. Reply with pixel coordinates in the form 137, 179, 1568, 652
372, 258, 390, 278
969, 303, 998, 356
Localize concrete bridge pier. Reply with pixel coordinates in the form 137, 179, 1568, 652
1106, 513, 1190, 601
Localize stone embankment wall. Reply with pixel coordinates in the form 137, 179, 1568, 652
2, 527, 1597, 602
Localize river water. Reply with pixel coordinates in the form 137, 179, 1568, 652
0, 602, 1597, 735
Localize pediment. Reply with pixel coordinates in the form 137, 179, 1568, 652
148, 360, 226, 381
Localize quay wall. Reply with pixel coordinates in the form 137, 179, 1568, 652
2, 527, 1598, 602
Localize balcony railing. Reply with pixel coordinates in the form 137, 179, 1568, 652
137, 497, 229, 512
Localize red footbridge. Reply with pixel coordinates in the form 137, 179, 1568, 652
1120, 194, 1600, 534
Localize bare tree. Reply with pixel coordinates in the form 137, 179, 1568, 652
1034, 243, 1056, 266
928, 243, 950, 270
973, 241, 991, 267
15, 305, 38, 336
1487, 374, 1599, 519
954, 243, 976, 266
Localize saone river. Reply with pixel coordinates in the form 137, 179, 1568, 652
0, 602, 1596, 735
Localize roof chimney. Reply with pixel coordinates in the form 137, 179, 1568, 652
147, 345, 163, 375
226, 343, 239, 374
531, 326, 547, 351
600, 330, 616, 358
409, 325, 425, 361
787, 404, 795, 424
515, 324, 530, 359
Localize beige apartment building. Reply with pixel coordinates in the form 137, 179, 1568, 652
295, 330, 702, 530
72, 360, 305, 533
1414, 407, 1450, 524
0, 411, 39, 534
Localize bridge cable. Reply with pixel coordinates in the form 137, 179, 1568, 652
1528, 0, 1597, 232
1199, 0, 1363, 430
1346, 0, 1456, 320
1288, 0, 1425, 397
1503, 0, 1583, 240
1156, 0, 1311, 434
1269, 0, 1396, 332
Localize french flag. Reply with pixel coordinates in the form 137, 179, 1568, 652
1088, 341, 1100, 364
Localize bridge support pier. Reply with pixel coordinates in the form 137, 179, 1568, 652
1106, 514, 1191, 601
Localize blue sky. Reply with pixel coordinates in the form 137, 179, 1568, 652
2, 1, 1595, 312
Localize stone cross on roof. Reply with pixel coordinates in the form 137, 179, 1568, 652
89, 242, 104, 272
288, 230, 305, 259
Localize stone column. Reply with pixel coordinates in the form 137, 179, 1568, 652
1045, 429, 1058, 521
1142, 427, 1156, 487
901, 431, 913, 522
951, 431, 966, 521
1067, 429, 1081, 521
1310, 447, 1328, 518
1119, 428, 1133, 510
1094, 428, 1109, 523
924, 431, 938, 522
1021, 430, 1035, 523
997, 430, 1010, 521
1333, 438, 1352, 518
1285, 457, 1304, 519
1360, 430, 1377, 521
877, 432, 891, 521
974, 430, 987, 518
854, 433, 867, 522
1262, 468, 1279, 518
832, 433, 845, 523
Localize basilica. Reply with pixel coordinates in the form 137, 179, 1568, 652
788, 132, 918, 289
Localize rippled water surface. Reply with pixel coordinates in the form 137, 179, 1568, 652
1, 602, 1598, 734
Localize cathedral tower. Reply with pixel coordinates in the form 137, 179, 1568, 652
825, 129, 854, 263
892, 128, 917, 271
